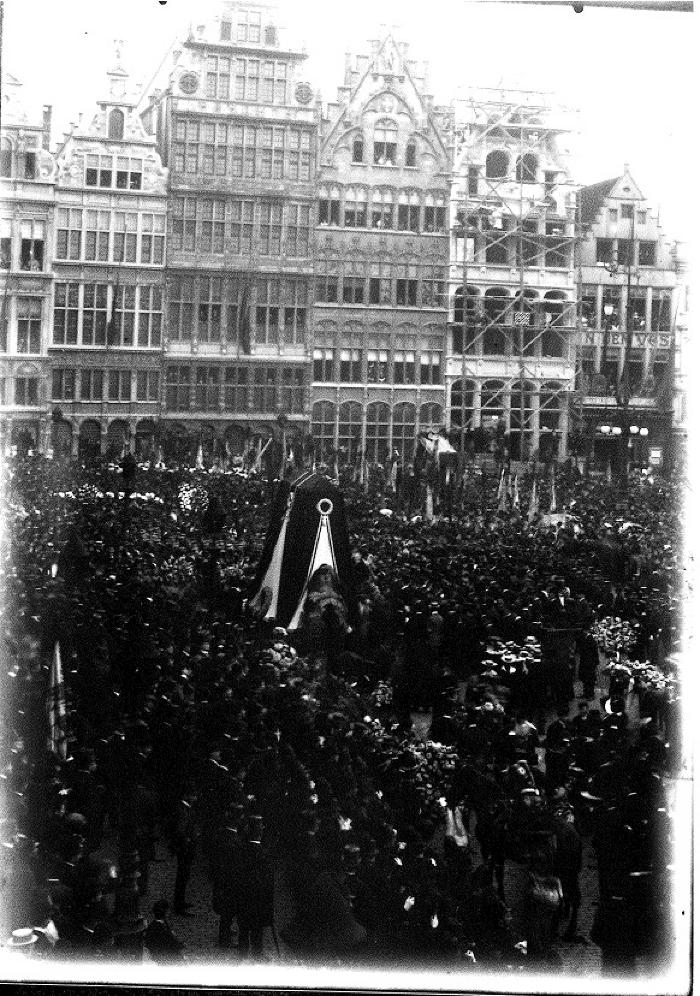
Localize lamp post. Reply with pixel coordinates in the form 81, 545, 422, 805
596, 207, 640, 484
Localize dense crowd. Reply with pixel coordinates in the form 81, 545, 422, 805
0, 451, 685, 976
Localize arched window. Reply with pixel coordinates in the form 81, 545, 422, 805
513, 290, 539, 355
392, 402, 416, 461
485, 150, 509, 179
420, 402, 443, 430
450, 380, 474, 429
0, 138, 12, 178
108, 109, 125, 140
539, 381, 563, 434
480, 379, 506, 428
352, 132, 364, 164
366, 401, 390, 461
483, 288, 510, 355
542, 291, 568, 356
405, 139, 417, 168
338, 400, 362, 462
312, 401, 337, 458
374, 119, 398, 165
515, 153, 538, 183
509, 381, 535, 459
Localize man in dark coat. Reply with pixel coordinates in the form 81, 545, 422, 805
236, 816, 274, 959
170, 788, 198, 915
144, 901, 185, 963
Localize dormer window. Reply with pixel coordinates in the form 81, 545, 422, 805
265, 24, 277, 45
373, 119, 397, 165
237, 9, 261, 43
108, 108, 125, 140
220, 20, 232, 41
352, 134, 364, 164
405, 139, 417, 168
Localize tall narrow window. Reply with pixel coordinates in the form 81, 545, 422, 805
373, 120, 398, 165
352, 135, 364, 163
405, 140, 417, 167
19, 220, 45, 271
16, 298, 42, 353
56, 208, 82, 260
108, 109, 125, 140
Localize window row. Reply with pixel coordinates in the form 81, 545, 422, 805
204, 55, 288, 103
167, 275, 308, 346
318, 186, 447, 233
84, 155, 143, 190
313, 345, 441, 385
170, 197, 311, 256
54, 208, 166, 264
608, 205, 647, 225
220, 9, 277, 45
53, 283, 163, 348
51, 368, 161, 402
347, 121, 419, 168
577, 348, 669, 398
315, 268, 445, 308
595, 238, 658, 267
165, 364, 305, 413
172, 118, 313, 180
312, 400, 445, 462
581, 285, 672, 333
453, 287, 575, 328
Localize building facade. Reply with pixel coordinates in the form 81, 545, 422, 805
0, 75, 56, 455
141, 0, 317, 461
448, 90, 578, 464
576, 168, 686, 471
50, 58, 168, 461
310, 35, 452, 464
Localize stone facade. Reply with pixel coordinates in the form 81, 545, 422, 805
448, 90, 578, 465
0, 74, 56, 455
49, 58, 168, 460
576, 167, 686, 470
310, 35, 452, 463
141, 0, 317, 461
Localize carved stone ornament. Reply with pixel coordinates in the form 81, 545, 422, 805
295, 82, 313, 105
179, 72, 199, 95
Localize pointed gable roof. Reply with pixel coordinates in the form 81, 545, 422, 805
579, 166, 646, 225
322, 32, 448, 162
578, 177, 619, 225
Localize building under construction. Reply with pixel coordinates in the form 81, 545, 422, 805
448, 88, 579, 466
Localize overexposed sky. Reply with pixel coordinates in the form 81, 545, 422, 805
2, 0, 694, 244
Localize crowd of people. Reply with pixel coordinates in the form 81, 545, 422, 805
0, 449, 685, 977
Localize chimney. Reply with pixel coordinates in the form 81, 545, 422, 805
42, 105, 52, 150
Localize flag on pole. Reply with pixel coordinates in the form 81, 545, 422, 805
606, 459, 612, 483
362, 453, 369, 494
107, 270, 121, 346
497, 469, 507, 511
48, 642, 67, 760
196, 438, 204, 469
156, 444, 164, 469
278, 431, 287, 480
425, 484, 434, 523
333, 452, 340, 484
527, 479, 538, 523
237, 280, 251, 354
390, 460, 398, 493
550, 479, 557, 512
513, 474, 520, 508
